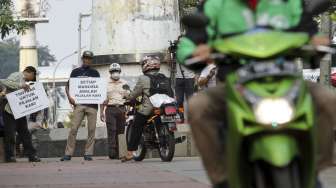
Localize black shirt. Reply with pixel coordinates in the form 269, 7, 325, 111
70, 66, 100, 78
69, 66, 100, 109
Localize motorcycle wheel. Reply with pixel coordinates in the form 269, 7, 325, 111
158, 125, 175, 162
126, 125, 146, 161
254, 161, 301, 188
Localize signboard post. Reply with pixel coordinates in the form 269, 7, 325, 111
6, 82, 49, 120
69, 78, 107, 104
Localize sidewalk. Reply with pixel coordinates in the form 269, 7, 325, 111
0, 157, 210, 188
0, 156, 335, 188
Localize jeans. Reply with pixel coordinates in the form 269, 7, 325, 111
127, 112, 149, 151
3, 111, 36, 159
175, 78, 195, 108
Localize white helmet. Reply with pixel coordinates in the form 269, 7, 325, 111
109, 63, 121, 72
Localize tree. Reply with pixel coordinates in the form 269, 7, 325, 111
0, 38, 56, 78
38, 45, 57, 66
0, 38, 19, 78
0, 0, 28, 39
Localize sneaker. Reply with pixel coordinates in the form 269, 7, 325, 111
84, 155, 93, 161
60, 155, 71, 161
5, 156, 17, 163
28, 155, 41, 162
109, 155, 119, 160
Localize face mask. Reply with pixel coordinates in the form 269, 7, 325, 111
111, 72, 120, 80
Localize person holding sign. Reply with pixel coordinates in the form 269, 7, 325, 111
100, 63, 130, 159
0, 66, 41, 163
61, 51, 100, 162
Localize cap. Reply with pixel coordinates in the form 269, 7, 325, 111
82, 51, 94, 58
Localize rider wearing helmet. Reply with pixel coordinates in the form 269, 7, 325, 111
100, 63, 129, 159
121, 55, 162, 162
177, 0, 334, 187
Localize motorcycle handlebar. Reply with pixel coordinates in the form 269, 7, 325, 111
184, 45, 335, 67
300, 45, 336, 55
184, 53, 226, 66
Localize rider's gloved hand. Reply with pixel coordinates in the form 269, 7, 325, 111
192, 44, 212, 62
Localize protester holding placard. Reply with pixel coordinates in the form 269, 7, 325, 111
100, 63, 130, 159
61, 51, 100, 162
0, 86, 6, 136
0, 66, 41, 163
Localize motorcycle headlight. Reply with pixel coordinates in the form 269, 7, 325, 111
254, 98, 294, 126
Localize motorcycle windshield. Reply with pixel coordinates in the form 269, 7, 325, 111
213, 31, 309, 58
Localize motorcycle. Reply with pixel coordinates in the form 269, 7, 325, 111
183, 15, 336, 188
125, 94, 186, 162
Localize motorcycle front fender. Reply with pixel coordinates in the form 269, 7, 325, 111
249, 134, 299, 167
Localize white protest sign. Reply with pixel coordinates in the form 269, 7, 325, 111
69, 78, 107, 104
6, 82, 49, 120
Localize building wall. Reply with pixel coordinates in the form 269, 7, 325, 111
91, 0, 180, 65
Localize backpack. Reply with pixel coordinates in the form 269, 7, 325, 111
146, 73, 174, 97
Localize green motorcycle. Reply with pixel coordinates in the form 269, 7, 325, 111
185, 30, 335, 188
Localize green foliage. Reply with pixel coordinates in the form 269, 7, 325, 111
0, 38, 19, 78
0, 0, 28, 39
38, 45, 57, 66
0, 38, 56, 78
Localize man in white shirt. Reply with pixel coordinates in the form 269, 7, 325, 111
175, 63, 195, 122
100, 63, 129, 159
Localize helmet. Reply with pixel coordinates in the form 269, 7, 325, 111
109, 63, 121, 72
140, 55, 160, 73
82, 51, 94, 59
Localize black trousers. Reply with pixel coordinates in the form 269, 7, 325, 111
175, 78, 195, 108
105, 106, 126, 156
3, 111, 36, 159
127, 113, 149, 151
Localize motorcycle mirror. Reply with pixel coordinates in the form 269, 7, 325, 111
304, 0, 331, 16
181, 13, 209, 28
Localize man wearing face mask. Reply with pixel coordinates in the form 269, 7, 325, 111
100, 63, 129, 159
61, 51, 100, 161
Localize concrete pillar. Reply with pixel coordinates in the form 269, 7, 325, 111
319, 13, 332, 88
19, 24, 38, 71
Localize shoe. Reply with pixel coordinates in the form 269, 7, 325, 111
29, 155, 41, 162
109, 150, 119, 160
109, 155, 119, 160
120, 155, 133, 163
60, 155, 71, 161
5, 157, 17, 163
84, 155, 93, 161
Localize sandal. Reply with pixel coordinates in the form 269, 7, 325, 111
120, 155, 133, 163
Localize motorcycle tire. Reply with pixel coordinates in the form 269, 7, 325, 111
254, 161, 302, 188
126, 125, 147, 161
158, 125, 175, 162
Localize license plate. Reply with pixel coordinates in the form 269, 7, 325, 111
161, 116, 176, 122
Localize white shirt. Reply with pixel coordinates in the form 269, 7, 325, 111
106, 79, 129, 105
199, 64, 217, 89
176, 63, 195, 79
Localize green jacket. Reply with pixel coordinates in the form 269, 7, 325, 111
177, 0, 304, 64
